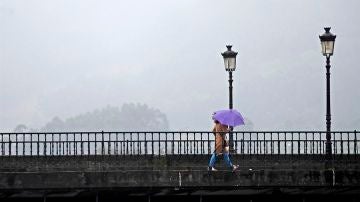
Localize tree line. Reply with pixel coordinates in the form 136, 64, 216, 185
13, 103, 170, 132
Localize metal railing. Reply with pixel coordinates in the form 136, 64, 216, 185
0, 131, 358, 156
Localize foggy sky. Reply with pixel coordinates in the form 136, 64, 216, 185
1, 0, 359, 131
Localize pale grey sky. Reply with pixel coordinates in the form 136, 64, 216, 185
1, 0, 359, 131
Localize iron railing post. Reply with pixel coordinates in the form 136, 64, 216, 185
355, 130, 358, 156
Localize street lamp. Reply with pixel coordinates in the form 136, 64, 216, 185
221, 45, 238, 152
319, 27, 336, 158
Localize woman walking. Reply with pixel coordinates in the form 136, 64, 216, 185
208, 119, 239, 171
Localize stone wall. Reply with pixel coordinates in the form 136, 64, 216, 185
0, 155, 359, 190
0, 155, 359, 171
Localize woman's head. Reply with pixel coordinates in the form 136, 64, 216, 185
214, 119, 220, 124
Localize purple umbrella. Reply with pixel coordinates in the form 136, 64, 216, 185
212, 109, 245, 127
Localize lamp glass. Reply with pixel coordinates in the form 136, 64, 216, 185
321, 40, 335, 57
224, 57, 236, 71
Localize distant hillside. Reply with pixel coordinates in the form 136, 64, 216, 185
13, 103, 169, 132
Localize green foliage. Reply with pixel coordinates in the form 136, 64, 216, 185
13, 124, 28, 132
40, 103, 169, 132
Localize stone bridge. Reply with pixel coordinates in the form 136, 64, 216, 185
0, 131, 359, 201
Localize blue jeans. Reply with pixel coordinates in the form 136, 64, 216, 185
208, 152, 233, 168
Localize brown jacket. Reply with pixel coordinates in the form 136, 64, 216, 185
212, 123, 229, 154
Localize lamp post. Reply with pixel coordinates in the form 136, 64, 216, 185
221, 45, 238, 152
319, 27, 336, 159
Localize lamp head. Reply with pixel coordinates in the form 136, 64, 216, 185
319, 27, 336, 57
221, 45, 238, 71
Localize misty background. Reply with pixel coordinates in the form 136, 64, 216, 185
1, 0, 359, 132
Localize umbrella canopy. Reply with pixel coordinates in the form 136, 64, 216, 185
212, 109, 245, 127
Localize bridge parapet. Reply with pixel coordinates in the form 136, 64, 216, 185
2, 169, 358, 189
1, 131, 359, 199
0, 131, 359, 156
0, 155, 359, 172
0, 155, 359, 188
